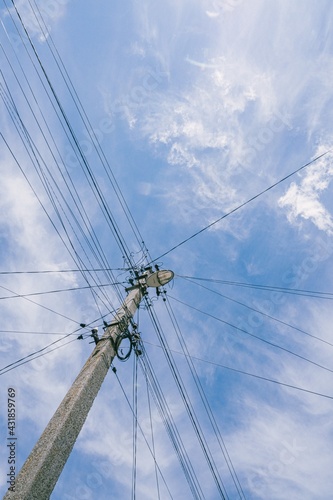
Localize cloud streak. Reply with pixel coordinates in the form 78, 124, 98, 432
279, 149, 333, 235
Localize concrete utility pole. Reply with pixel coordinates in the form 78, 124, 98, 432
5, 283, 145, 500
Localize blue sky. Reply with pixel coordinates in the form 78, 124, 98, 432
1, 1, 333, 498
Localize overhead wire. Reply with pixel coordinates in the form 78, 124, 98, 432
135, 307, 161, 499
168, 295, 333, 375
0, 46, 117, 296
2, 0, 154, 329
177, 275, 333, 300
142, 355, 161, 500
132, 352, 138, 500
2, 4, 222, 496
0, 82, 119, 314
112, 367, 174, 499
0, 44, 124, 311
0, 337, 79, 376
178, 276, 333, 348
28, 0, 150, 262
6, 0, 139, 273
6, 3, 330, 497
0, 310, 116, 376
150, 149, 333, 263
1, 2, 135, 296
145, 297, 228, 499
137, 343, 205, 499
0, 282, 82, 324
0, 330, 73, 336
0, 268, 129, 275
0, 328, 80, 375
0, 282, 126, 301
142, 340, 333, 401
163, 294, 246, 499
133, 302, 205, 498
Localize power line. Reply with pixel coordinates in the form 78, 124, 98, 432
0, 330, 76, 336
163, 295, 246, 499
2, 2, 139, 302
146, 298, 228, 499
179, 276, 333, 348
132, 354, 138, 500
168, 295, 333, 375
151, 149, 332, 263
7, 0, 137, 271
113, 367, 174, 499
27, 0, 150, 261
142, 352, 161, 500
0, 282, 82, 325
2, 0, 152, 317
137, 344, 205, 499
0, 268, 128, 275
0, 62, 124, 311
0, 311, 123, 376
0, 125, 113, 312
0, 331, 79, 375
0, 283, 125, 301
142, 340, 333, 401
177, 275, 333, 299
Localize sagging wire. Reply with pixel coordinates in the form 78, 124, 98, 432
0, 268, 131, 275
0, 43, 126, 312
0, 329, 79, 376
7, 0, 138, 273
0, 283, 126, 301
0, 282, 82, 325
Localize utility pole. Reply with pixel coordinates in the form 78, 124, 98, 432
4, 269, 174, 499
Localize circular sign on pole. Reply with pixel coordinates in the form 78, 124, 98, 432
146, 270, 174, 288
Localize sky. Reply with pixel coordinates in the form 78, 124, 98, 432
1, 0, 333, 498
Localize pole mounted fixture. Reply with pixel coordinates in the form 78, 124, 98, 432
126, 269, 174, 291
146, 269, 174, 288
4, 270, 173, 500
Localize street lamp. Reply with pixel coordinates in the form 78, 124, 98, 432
146, 269, 174, 288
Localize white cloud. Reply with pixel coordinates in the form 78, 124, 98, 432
279, 149, 333, 235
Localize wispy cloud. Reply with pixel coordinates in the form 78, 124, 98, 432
279, 148, 333, 235
114, 0, 333, 239
2, 0, 69, 42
